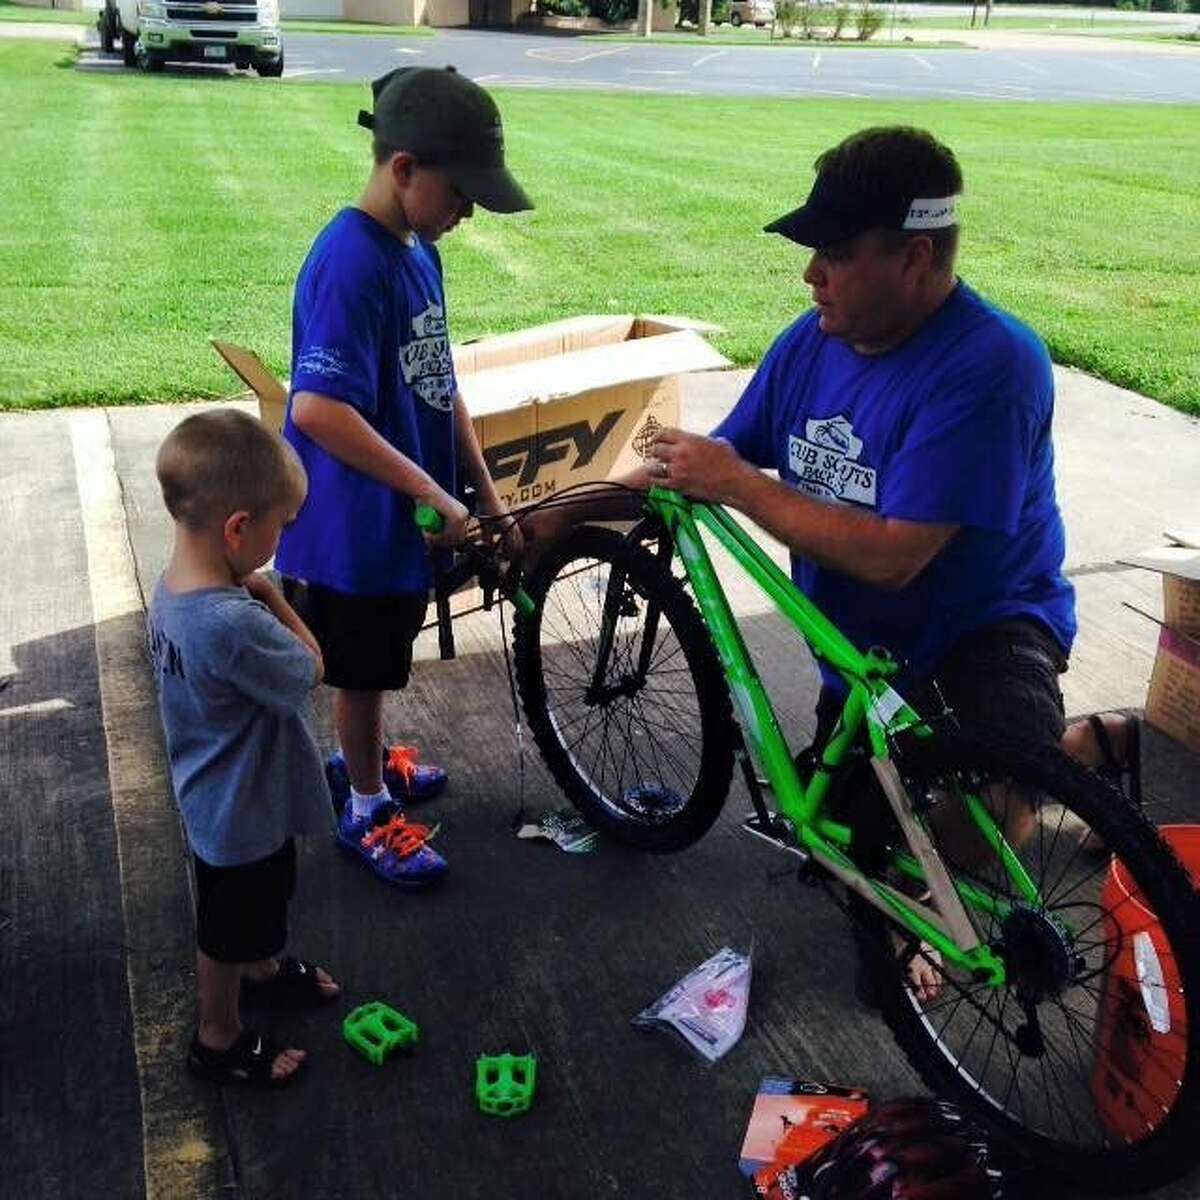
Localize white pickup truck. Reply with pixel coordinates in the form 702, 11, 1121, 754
97, 0, 283, 75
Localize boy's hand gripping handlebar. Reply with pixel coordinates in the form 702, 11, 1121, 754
414, 504, 535, 661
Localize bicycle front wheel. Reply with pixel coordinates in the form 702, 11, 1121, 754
857, 735, 1200, 1193
513, 525, 735, 852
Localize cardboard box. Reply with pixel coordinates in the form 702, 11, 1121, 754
455, 314, 729, 510
211, 340, 289, 433
1165, 575, 1200, 640
1145, 626, 1200, 753
1121, 536, 1200, 751
212, 314, 730, 511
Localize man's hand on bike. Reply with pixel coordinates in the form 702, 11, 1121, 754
478, 503, 525, 562
515, 504, 571, 570
417, 487, 470, 549
649, 428, 751, 504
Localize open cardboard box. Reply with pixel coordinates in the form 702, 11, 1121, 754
214, 315, 731, 628
1121, 533, 1200, 753
213, 313, 730, 511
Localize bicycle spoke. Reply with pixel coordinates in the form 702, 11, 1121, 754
533, 545, 711, 829
879, 748, 1198, 1159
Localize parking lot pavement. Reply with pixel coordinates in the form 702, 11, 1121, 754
2, 366, 1198, 1197
58, 20, 1200, 101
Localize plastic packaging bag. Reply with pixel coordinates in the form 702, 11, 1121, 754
514, 808, 598, 854
632, 945, 752, 1064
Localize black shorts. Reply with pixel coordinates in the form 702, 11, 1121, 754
194, 839, 296, 964
816, 618, 1068, 750
282, 578, 428, 692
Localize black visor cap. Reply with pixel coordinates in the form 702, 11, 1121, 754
765, 171, 911, 248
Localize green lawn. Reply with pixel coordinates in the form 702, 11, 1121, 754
280, 18, 433, 36
586, 29, 969, 46
1096, 31, 1200, 44
895, 14, 1183, 30
0, 37, 1197, 414
592, 10, 1197, 41
0, 1, 87, 23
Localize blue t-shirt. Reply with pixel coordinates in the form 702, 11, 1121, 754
147, 581, 332, 867
275, 207, 457, 595
713, 282, 1076, 688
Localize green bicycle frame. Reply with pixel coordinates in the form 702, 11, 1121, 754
644, 485, 1033, 987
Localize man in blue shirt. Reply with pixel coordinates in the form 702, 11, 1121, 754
524, 127, 1115, 1001
647, 126, 1076, 762
638, 126, 1087, 1002
276, 67, 529, 886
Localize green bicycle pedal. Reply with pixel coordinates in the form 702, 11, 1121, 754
343, 1001, 419, 1066
475, 1052, 536, 1116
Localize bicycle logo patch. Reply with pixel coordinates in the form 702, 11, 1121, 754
787, 414, 877, 507
400, 301, 455, 413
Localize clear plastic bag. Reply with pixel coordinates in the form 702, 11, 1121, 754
632, 945, 752, 1064
514, 808, 598, 853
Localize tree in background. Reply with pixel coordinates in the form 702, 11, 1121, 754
969, 0, 993, 27
854, 0, 883, 37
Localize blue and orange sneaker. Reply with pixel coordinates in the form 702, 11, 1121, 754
336, 801, 448, 889
326, 744, 448, 814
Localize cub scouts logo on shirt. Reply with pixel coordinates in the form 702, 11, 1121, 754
788, 415, 878, 507
400, 301, 455, 412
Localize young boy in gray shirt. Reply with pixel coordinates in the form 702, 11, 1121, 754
148, 408, 338, 1088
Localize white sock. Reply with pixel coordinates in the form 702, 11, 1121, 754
350, 786, 390, 820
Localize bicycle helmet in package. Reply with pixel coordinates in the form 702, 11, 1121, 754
790, 1097, 1004, 1200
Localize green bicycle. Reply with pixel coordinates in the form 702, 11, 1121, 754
417, 487, 1200, 1191
493, 486, 1200, 1195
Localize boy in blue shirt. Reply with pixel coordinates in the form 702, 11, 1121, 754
149, 409, 339, 1089
276, 67, 530, 886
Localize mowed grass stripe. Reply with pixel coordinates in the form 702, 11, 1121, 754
0, 39, 1196, 412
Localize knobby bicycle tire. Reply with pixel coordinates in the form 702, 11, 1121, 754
513, 526, 735, 852
852, 734, 1200, 1193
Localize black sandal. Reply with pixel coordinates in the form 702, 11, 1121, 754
1087, 712, 1143, 808
241, 956, 340, 1010
187, 1029, 304, 1089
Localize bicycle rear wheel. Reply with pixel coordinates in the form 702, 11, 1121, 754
513, 525, 735, 852
855, 735, 1200, 1193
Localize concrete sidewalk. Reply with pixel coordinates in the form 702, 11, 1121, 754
2, 366, 1199, 1199
0, 21, 91, 42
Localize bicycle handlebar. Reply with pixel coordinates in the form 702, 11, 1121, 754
414, 502, 444, 534
413, 503, 535, 619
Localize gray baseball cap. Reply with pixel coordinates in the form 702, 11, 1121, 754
357, 66, 533, 214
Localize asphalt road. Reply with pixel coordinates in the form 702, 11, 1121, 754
74, 23, 1200, 102
286, 29, 1200, 102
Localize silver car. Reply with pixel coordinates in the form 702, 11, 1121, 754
728, 0, 775, 25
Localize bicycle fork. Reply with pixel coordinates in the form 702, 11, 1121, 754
587, 553, 663, 703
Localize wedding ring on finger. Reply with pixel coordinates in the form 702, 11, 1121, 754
654, 458, 670, 479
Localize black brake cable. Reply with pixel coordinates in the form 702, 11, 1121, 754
496, 590, 528, 832
455, 479, 693, 835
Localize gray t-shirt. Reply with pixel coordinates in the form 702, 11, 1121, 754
147, 580, 333, 867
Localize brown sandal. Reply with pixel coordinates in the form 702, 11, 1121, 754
1086, 712, 1142, 807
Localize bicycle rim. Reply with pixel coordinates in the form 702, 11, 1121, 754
536, 550, 706, 827
868, 739, 1200, 1188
